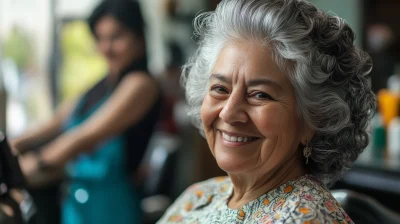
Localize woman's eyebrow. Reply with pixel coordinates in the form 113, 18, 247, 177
247, 78, 283, 92
209, 74, 231, 83
210, 73, 282, 92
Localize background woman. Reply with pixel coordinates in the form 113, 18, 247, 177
13, 0, 161, 223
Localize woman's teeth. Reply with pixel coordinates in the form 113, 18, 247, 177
222, 132, 256, 143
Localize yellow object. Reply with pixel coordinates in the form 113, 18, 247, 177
377, 89, 400, 127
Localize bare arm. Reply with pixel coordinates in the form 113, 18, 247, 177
39, 73, 159, 167
11, 100, 76, 154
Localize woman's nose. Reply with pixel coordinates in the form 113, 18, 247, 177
219, 93, 248, 125
98, 39, 112, 54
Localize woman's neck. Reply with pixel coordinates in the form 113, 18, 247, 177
227, 155, 308, 209
107, 72, 119, 86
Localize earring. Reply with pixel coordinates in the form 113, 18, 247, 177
303, 144, 312, 164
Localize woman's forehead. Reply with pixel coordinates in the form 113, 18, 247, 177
211, 41, 289, 87
94, 15, 124, 34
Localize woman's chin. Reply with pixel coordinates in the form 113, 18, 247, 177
214, 152, 252, 174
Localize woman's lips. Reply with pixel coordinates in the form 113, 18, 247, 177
218, 130, 260, 147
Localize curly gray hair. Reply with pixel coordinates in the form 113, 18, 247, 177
182, 0, 376, 186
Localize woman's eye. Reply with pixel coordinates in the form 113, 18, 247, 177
111, 34, 122, 41
211, 86, 229, 94
250, 92, 274, 100
110, 30, 126, 41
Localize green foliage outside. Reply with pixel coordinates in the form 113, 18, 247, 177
2, 26, 33, 69
60, 21, 107, 102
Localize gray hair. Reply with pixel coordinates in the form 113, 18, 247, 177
182, 0, 376, 186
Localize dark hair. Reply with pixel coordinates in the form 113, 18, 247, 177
88, 0, 145, 37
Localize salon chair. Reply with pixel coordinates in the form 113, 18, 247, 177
138, 132, 180, 224
332, 189, 400, 224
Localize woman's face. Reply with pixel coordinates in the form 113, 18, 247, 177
94, 15, 143, 75
201, 41, 308, 176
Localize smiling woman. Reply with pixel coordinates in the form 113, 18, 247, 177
202, 42, 307, 182
157, 0, 376, 223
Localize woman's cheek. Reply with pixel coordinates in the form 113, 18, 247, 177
201, 95, 219, 128
201, 95, 221, 150
255, 105, 289, 135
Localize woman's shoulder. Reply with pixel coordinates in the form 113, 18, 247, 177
291, 176, 352, 223
122, 71, 157, 84
118, 72, 159, 97
251, 175, 353, 223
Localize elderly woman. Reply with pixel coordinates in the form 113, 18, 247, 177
158, 0, 375, 223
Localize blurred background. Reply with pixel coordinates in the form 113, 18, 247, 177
0, 0, 400, 223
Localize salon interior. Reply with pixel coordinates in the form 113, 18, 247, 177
0, 0, 400, 223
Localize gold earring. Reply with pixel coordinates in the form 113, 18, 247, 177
303, 144, 312, 164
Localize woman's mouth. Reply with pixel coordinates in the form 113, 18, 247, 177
220, 130, 260, 144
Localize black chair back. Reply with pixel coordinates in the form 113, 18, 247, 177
332, 189, 400, 224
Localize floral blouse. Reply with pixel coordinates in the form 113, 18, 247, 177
157, 175, 353, 224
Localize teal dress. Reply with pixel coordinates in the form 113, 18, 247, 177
61, 65, 161, 224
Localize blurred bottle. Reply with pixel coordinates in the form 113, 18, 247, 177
387, 64, 400, 93
387, 103, 400, 160
370, 113, 386, 159
378, 91, 400, 128
378, 64, 400, 127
